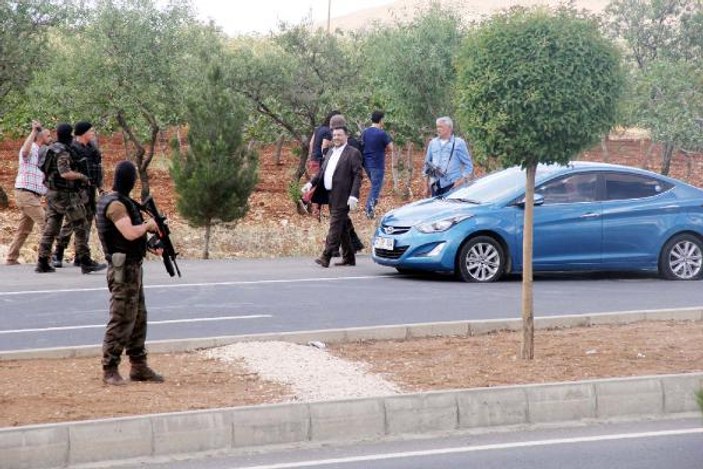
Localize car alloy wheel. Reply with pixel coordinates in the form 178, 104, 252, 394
458, 236, 505, 283
659, 234, 703, 280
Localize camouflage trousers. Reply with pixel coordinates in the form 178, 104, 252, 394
57, 187, 95, 251
37, 190, 90, 259
102, 260, 148, 368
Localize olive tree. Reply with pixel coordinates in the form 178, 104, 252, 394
456, 7, 623, 358
23, 0, 209, 199
605, 0, 703, 175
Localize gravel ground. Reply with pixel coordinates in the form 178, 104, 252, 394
204, 341, 401, 402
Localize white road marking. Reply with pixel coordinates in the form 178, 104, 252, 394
0, 315, 272, 335
0, 276, 383, 297
237, 428, 703, 469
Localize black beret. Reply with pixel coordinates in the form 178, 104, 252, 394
74, 121, 93, 136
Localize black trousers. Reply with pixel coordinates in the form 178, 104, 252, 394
322, 207, 354, 261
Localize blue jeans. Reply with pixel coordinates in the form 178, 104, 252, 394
364, 166, 384, 213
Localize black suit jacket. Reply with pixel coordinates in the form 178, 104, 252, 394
310, 145, 363, 210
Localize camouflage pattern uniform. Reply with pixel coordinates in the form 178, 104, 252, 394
37, 142, 91, 260
96, 192, 149, 369
56, 141, 103, 251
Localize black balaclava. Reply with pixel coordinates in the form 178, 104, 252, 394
56, 123, 73, 146
113, 160, 137, 196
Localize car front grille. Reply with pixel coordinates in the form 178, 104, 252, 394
380, 225, 411, 235
374, 246, 409, 259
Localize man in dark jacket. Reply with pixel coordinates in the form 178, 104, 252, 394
303, 126, 362, 267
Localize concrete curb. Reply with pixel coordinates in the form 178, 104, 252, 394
2, 373, 702, 468
2, 308, 702, 468
2, 307, 702, 361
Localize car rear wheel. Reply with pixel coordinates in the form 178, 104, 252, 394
659, 234, 703, 280
457, 236, 505, 283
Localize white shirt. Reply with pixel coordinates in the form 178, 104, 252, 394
324, 144, 346, 190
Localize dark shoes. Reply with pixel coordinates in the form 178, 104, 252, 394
130, 363, 164, 382
81, 257, 107, 274
35, 257, 56, 273
315, 257, 330, 268
51, 247, 64, 268
103, 368, 127, 386
334, 259, 356, 266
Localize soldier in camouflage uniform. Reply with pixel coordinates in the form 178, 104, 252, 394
96, 160, 163, 386
52, 121, 106, 270
35, 123, 104, 274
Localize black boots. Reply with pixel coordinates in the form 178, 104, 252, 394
81, 256, 107, 274
129, 362, 164, 382
35, 257, 56, 273
103, 366, 127, 386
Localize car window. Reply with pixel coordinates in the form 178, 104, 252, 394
447, 165, 564, 203
604, 172, 673, 201
535, 173, 598, 204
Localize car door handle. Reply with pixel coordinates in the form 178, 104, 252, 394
580, 212, 600, 219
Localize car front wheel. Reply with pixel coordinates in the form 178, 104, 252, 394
457, 236, 506, 283
659, 234, 703, 280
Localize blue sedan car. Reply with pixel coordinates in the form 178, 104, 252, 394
372, 162, 703, 282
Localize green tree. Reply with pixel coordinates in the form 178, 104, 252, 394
171, 65, 258, 259
22, 0, 210, 199
0, 1, 67, 121
456, 7, 623, 359
605, 0, 703, 175
224, 23, 365, 184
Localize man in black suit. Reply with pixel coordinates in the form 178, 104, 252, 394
302, 126, 363, 268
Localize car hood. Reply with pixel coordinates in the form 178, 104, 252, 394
381, 198, 485, 227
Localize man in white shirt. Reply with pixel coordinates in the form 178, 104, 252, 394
6, 120, 51, 265
303, 126, 363, 267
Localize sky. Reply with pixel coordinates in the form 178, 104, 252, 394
192, 0, 395, 35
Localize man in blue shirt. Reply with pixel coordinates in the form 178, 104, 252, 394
360, 110, 393, 219
423, 116, 473, 197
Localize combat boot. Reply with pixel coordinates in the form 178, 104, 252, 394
103, 366, 127, 386
81, 256, 107, 274
35, 257, 56, 273
51, 247, 64, 268
129, 362, 164, 382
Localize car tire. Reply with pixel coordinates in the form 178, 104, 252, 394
457, 236, 506, 283
658, 233, 703, 280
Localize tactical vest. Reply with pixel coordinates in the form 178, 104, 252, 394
44, 142, 79, 192
96, 192, 147, 261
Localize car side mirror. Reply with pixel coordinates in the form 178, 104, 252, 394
515, 193, 545, 208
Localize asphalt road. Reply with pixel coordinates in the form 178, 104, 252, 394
112, 417, 703, 469
2, 256, 703, 352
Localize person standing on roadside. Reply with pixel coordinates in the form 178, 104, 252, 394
360, 110, 393, 219
35, 123, 105, 274
5, 120, 51, 265
96, 160, 163, 385
303, 126, 362, 268
52, 121, 106, 270
305, 110, 341, 218
423, 116, 473, 197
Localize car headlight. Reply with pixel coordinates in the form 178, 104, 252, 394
416, 215, 472, 233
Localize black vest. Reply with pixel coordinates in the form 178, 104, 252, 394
45, 142, 80, 192
96, 192, 147, 261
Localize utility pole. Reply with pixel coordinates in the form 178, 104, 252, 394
327, 0, 331, 33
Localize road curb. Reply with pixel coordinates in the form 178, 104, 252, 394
2, 308, 702, 468
2, 307, 702, 361
2, 373, 702, 468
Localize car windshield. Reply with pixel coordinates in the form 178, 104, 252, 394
445, 165, 565, 203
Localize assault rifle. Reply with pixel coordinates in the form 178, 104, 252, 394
140, 195, 181, 277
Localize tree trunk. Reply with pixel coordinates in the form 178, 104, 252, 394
520, 164, 536, 360
403, 145, 414, 200
391, 145, 399, 192
116, 110, 150, 200
294, 139, 310, 182
0, 185, 8, 209
274, 135, 285, 165
660, 142, 674, 176
203, 221, 211, 260
600, 135, 609, 163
